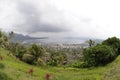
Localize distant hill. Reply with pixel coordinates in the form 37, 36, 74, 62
65, 37, 103, 41
11, 33, 48, 42
11, 33, 103, 44
65, 37, 103, 43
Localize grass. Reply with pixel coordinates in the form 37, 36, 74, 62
0, 48, 119, 80
102, 56, 120, 80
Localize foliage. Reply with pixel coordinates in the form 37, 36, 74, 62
22, 54, 35, 64
28, 44, 46, 61
47, 51, 67, 66
87, 39, 95, 47
2, 47, 120, 80
37, 58, 45, 66
45, 46, 83, 65
0, 63, 5, 69
2, 30, 120, 79
83, 44, 115, 67
0, 30, 9, 48
70, 61, 83, 68
102, 37, 120, 55
102, 56, 120, 80
0, 71, 12, 80
15, 45, 27, 59
9, 31, 14, 40
21, 44, 46, 65
8, 43, 19, 54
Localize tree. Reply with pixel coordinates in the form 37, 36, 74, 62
7, 31, 14, 49
9, 31, 14, 40
0, 30, 9, 48
8, 43, 19, 54
37, 58, 45, 66
47, 51, 67, 66
22, 54, 35, 64
27, 44, 46, 62
87, 39, 95, 47
0, 30, 3, 45
16, 45, 26, 60
83, 44, 115, 67
102, 37, 120, 55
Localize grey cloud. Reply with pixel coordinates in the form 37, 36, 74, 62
14, 0, 70, 33
35, 24, 68, 32
81, 18, 92, 24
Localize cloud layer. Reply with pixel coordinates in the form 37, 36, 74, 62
0, 0, 71, 34
1, 0, 120, 39
16, 0, 71, 33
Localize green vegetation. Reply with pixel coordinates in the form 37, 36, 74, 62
0, 71, 12, 80
0, 30, 120, 80
47, 51, 67, 66
82, 37, 120, 68
87, 39, 95, 47
0, 56, 12, 80
103, 56, 120, 80
22, 53, 35, 64
102, 37, 120, 55
27, 44, 46, 65
83, 44, 115, 67
0, 48, 120, 80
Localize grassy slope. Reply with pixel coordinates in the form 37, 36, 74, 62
103, 56, 120, 80
0, 48, 119, 80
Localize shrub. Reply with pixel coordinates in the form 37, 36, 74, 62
83, 44, 115, 67
37, 58, 45, 66
47, 59, 58, 66
22, 54, 35, 64
28, 44, 46, 61
0, 63, 5, 69
102, 37, 120, 55
16, 49, 26, 60
0, 71, 12, 80
70, 61, 82, 68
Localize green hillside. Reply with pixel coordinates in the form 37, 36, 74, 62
0, 48, 119, 80
102, 56, 120, 80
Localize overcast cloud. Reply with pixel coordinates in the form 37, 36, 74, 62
0, 0, 120, 39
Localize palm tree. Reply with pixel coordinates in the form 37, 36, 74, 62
28, 44, 46, 61
6, 31, 14, 50
87, 39, 95, 47
9, 31, 14, 39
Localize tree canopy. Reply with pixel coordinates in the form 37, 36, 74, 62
102, 37, 120, 55
83, 44, 115, 67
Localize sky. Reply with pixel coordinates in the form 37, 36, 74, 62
0, 0, 120, 39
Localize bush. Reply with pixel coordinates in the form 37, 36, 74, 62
0, 63, 5, 69
22, 54, 35, 64
0, 71, 12, 80
102, 37, 120, 55
37, 58, 45, 66
16, 49, 26, 60
70, 61, 83, 68
28, 44, 46, 59
47, 59, 58, 66
83, 44, 115, 67
79, 62, 91, 68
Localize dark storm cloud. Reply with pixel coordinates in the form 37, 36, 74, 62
15, 0, 69, 33
37, 24, 68, 32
